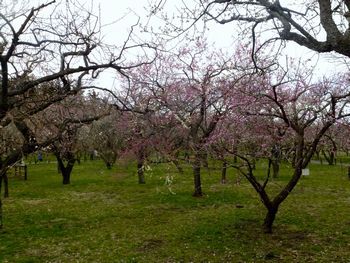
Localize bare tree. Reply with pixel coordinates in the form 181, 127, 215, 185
153, 1, 350, 63
204, 1, 350, 56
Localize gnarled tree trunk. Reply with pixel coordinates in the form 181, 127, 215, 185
137, 148, 146, 184
192, 154, 202, 197
263, 206, 278, 233
271, 144, 281, 178
322, 149, 336, 165
137, 159, 145, 184
172, 159, 184, 174
3, 173, 8, 198
221, 159, 227, 184
0, 194, 2, 229
272, 161, 280, 178
55, 152, 75, 185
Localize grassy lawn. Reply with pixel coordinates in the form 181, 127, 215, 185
1, 159, 350, 262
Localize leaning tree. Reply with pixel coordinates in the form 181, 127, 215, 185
220, 65, 350, 233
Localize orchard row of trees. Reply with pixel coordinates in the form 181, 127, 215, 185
15, 40, 349, 233
1, 0, 350, 233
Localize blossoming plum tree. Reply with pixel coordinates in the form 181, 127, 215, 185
221, 66, 350, 233
30, 93, 109, 184
125, 40, 247, 196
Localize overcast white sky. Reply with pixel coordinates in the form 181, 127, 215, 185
89, 0, 239, 89
94, 0, 235, 47
94, 0, 348, 75
27, 0, 348, 89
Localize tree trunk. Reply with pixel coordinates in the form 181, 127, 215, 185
172, 159, 184, 174
316, 150, 323, 164
221, 159, 227, 184
291, 146, 296, 168
232, 144, 238, 163
201, 151, 209, 169
3, 173, 8, 198
0, 171, 4, 228
328, 152, 334, 165
137, 159, 145, 184
192, 155, 202, 197
322, 150, 335, 165
62, 171, 71, 185
60, 160, 75, 185
272, 160, 280, 178
263, 207, 278, 233
0, 162, 3, 228
261, 144, 304, 233
244, 167, 278, 234
136, 147, 146, 184
55, 152, 75, 185
271, 144, 281, 178
251, 158, 256, 170
233, 155, 238, 163
184, 152, 190, 163
106, 162, 112, 169
171, 151, 183, 174
0, 196, 2, 229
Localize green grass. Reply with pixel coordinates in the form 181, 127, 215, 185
1, 159, 350, 262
